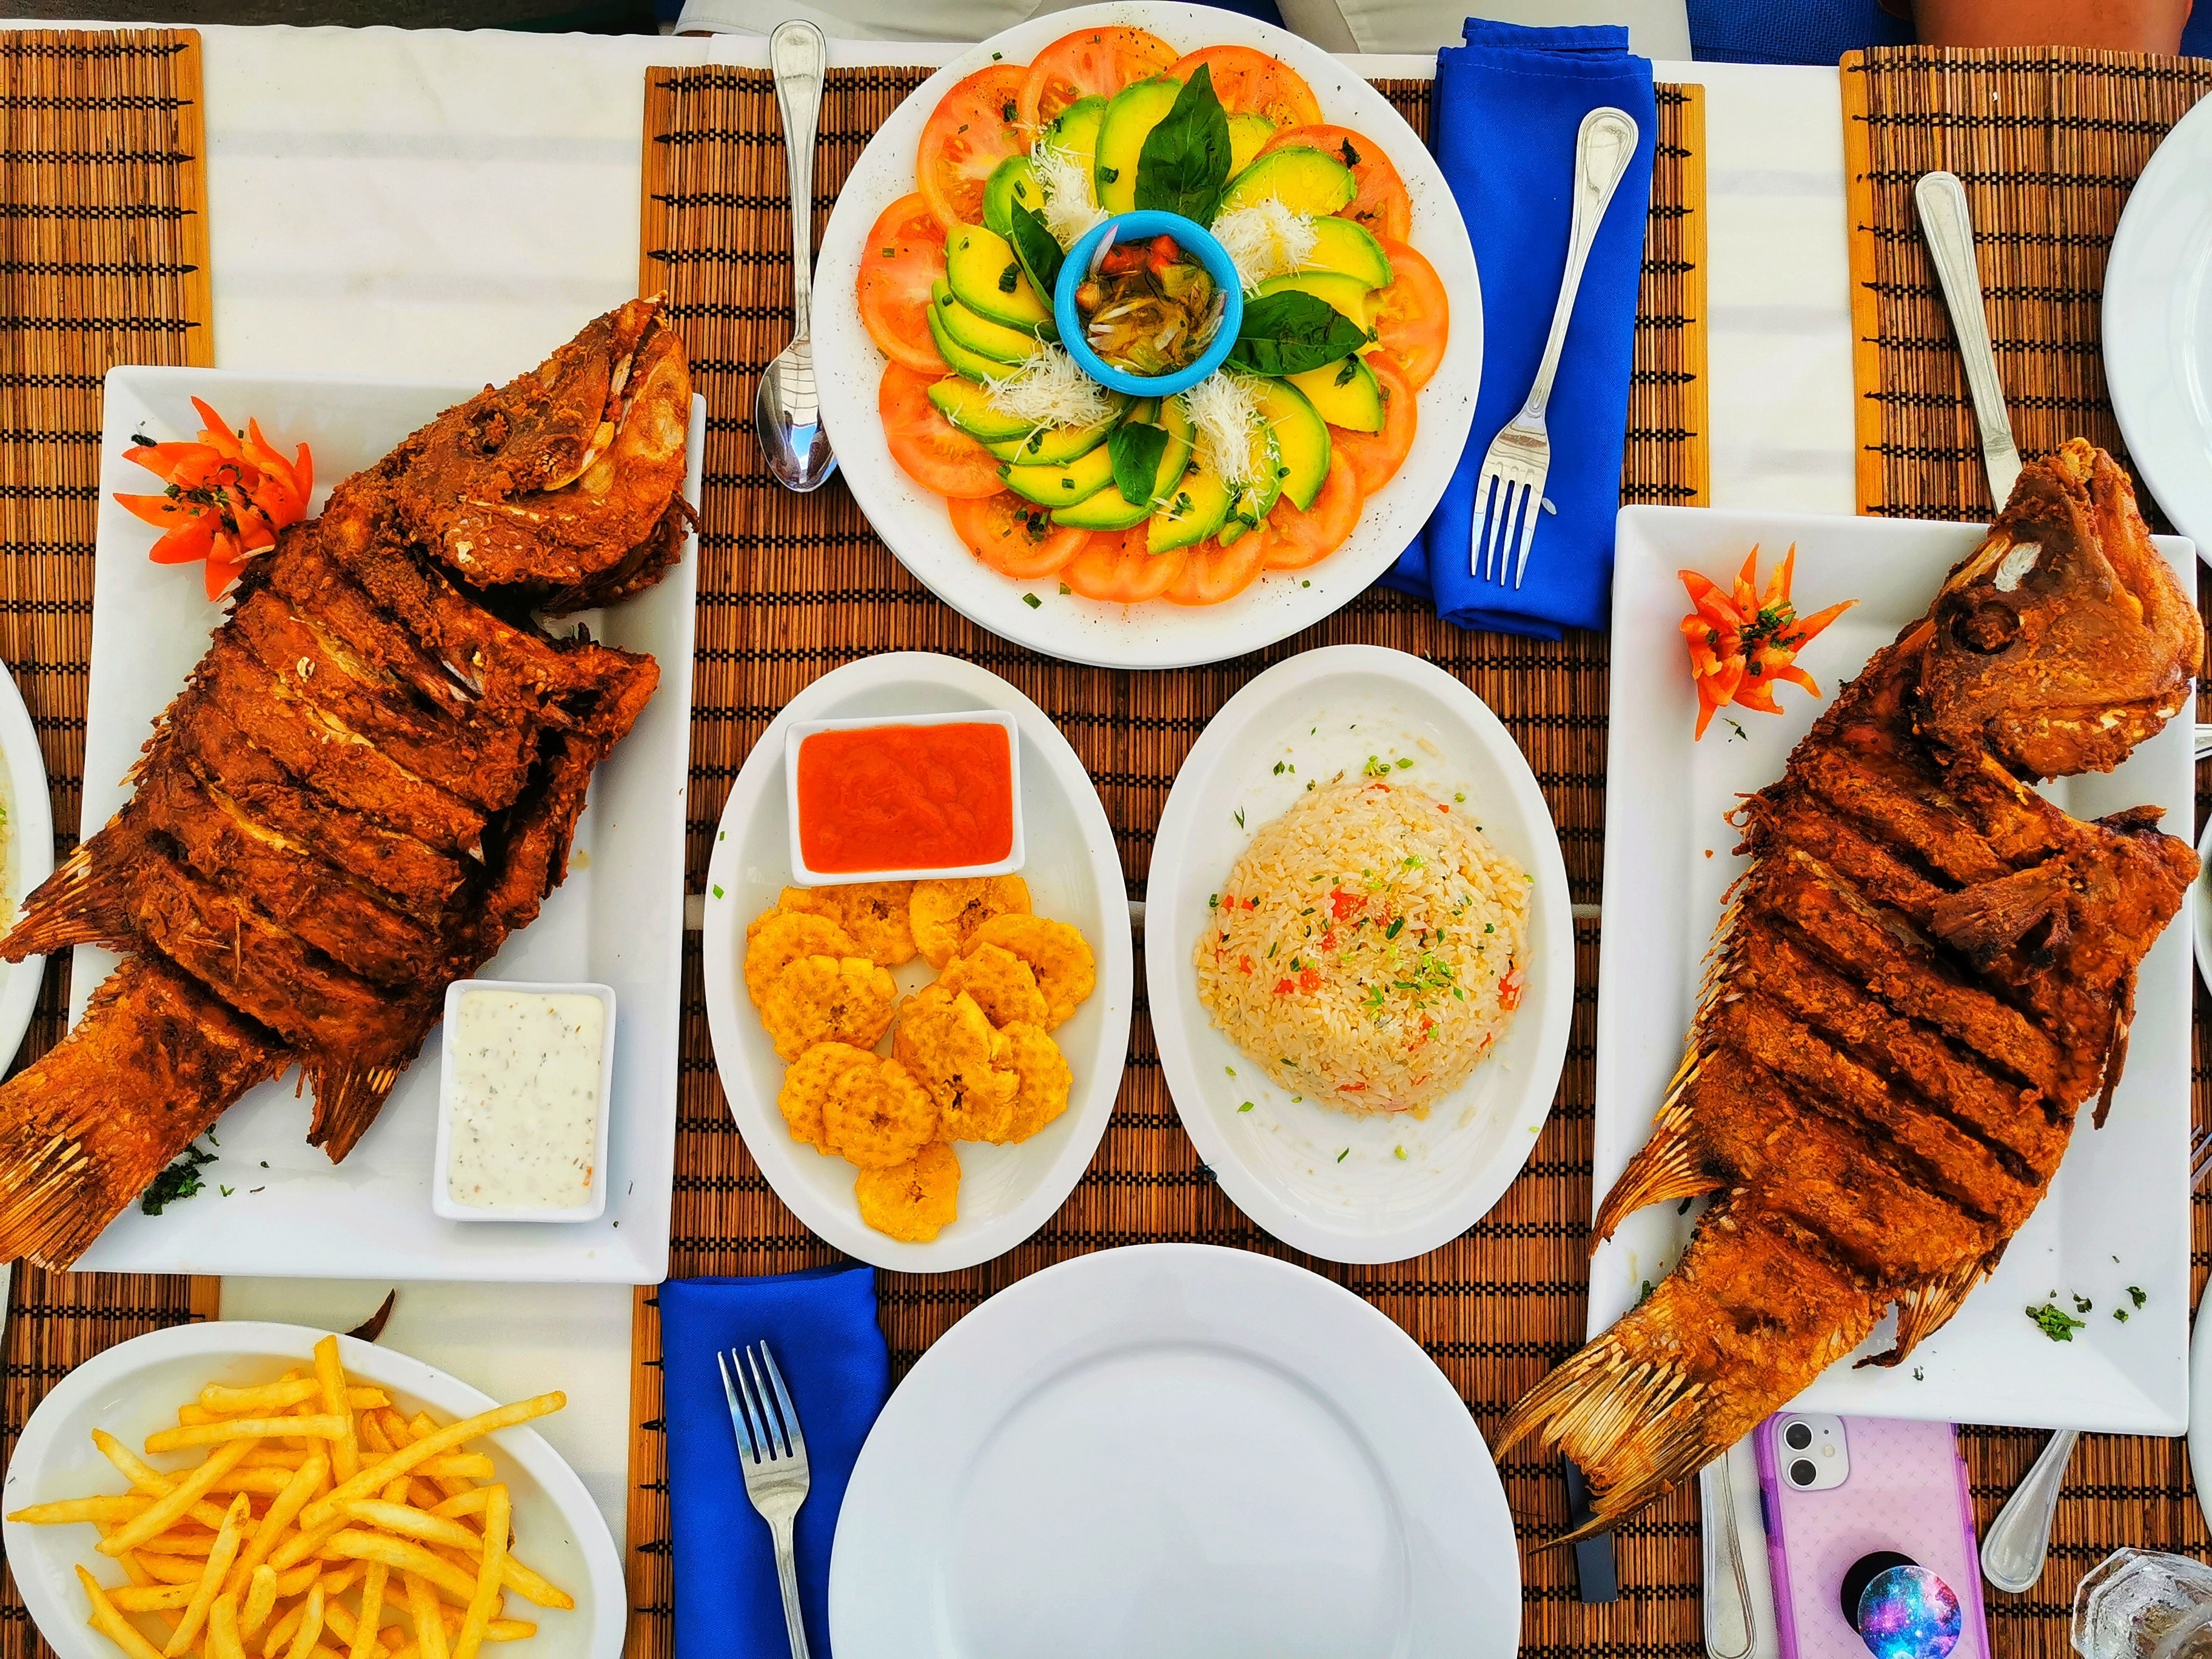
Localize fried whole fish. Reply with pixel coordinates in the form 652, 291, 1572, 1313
0, 299, 692, 1269
1499, 440, 2201, 1537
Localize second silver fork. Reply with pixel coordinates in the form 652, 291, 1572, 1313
719, 1341, 814, 1659
1470, 105, 1640, 589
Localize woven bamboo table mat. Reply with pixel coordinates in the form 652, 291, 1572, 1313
1842, 42, 2212, 1652
628, 67, 1706, 1657
0, 28, 219, 1659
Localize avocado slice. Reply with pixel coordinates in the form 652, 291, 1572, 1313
928, 377, 1030, 443
1255, 270, 1374, 332
1227, 112, 1275, 176
982, 155, 1042, 238
1094, 76, 1182, 215
1297, 217, 1394, 289
1218, 147, 1356, 218
1250, 377, 1330, 511
1041, 94, 1108, 176
926, 302, 1017, 384
1286, 356, 1386, 434
1219, 424, 1285, 545
1054, 395, 1191, 531
1148, 427, 1236, 554
945, 224, 1053, 331
983, 394, 1133, 466
931, 280, 1040, 366
1002, 440, 1118, 508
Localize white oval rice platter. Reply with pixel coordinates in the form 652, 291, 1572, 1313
1145, 645, 1570, 1262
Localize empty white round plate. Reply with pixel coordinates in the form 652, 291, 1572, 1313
828, 1243, 1518, 1658
2, 1322, 624, 1659
700, 652, 1134, 1272
2106, 93, 2212, 565
1144, 645, 1571, 1262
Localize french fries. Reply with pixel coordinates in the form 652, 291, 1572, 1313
10, 1338, 574, 1659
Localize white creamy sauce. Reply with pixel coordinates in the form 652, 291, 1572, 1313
446, 990, 605, 1210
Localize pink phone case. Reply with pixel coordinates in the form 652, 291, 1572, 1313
1753, 1415, 1990, 1659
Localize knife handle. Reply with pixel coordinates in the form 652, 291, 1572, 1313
1915, 170, 2021, 509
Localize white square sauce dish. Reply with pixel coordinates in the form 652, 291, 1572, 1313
783, 708, 1025, 885
434, 980, 618, 1224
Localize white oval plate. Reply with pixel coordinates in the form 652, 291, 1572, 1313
1145, 645, 1570, 1262
2196, 814, 2211, 999
2191, 1273, 2212, 1533
0, 651, 53, 1074
828, 1243, 1519, 1658
700, 652, 1133, 1272
1, 1322, 623, 1659
813, 2, 1481, 669
2106, 93, 2212, 565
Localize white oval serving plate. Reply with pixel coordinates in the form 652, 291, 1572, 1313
813, 2, 1481, 669
701, 652, 1133, 1272
828, 1242, 1520, 1658
0, 651, 53, 1074
1145, 645, 1571, 1262
2, 1322, 624, 1659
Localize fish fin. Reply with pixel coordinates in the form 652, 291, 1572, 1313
1592, 1043, 1717, 1244
0, 829, 139, 959
1854, 1251, 2002, 1369
304, 1057, 402, 1163
2093, 970, 2137, 1130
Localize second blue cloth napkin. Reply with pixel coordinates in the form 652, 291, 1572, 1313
662, 1264, 891, 1659
1382, 19, 1656, 638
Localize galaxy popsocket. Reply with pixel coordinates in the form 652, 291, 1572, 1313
1842, 1552, 1965, 1659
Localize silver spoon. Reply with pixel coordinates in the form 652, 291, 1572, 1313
756, 18, 836, 492
1980, 1427, 2076, 1594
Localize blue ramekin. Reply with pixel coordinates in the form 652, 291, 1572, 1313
1054, 210, 1244, 399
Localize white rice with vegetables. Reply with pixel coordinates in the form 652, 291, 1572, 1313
1193, 774, 1530, 1116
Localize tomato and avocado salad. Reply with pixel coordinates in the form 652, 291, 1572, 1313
855, 26, 1446, 609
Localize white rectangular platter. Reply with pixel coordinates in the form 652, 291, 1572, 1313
69, 366, 702, 1284
1592, 504, 2196, 1434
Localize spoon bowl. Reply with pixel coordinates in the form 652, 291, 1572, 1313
757, 339, 837, 492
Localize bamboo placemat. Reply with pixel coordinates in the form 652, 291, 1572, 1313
0, 28, 218, 1659
1842, 44, 2212, 1655
627, 70, 1707, 1655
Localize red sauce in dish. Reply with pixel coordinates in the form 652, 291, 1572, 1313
796, 722, 1014, 874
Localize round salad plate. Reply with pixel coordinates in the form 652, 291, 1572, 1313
2, 1322, 624, 1659
813, 2, 1481, 669
828, 1242, 1519, 1658
2106, 93, 2212, 566
0, 653, 52, 1075
700, 652, 1134, 1272
1145, 645, 1572, 1262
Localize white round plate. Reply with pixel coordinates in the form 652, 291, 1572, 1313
814, 3, 1481, 669
2, 1322, 623, 1659
1145, 645, 1571, 1262
2196, 814, 2211, 998
700, 652, 1133, 1272
2192, 1275, 2212, 1533
0, 653, 53, 1072
2106, 93, 2212, 565
828, 1243, 1518, 1658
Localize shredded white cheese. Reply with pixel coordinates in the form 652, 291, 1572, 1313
1031, 141, 1108, 251
982, 344, 1118, 429
1211, 201, 1318, 292
1182, 372, 1262, 489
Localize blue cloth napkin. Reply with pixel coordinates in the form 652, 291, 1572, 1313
662, 1265, 890, 1659
1381, 19, 1655, 638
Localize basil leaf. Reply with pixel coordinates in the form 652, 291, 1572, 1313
1228, 291, 1369, 377
1007, 203, 1064, 304
1108, 421, 1170, 506
1134, 65, 1232, 224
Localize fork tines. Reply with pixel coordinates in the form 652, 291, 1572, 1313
717, 1339, 809, 1469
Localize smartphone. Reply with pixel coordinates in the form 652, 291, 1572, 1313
1754, 1413, 1989, 1659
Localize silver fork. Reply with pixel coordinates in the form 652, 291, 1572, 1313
719, 1341, 814, 1659
1471, 105, 1640, 590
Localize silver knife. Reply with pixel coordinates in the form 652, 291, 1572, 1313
1915, 171, 2020, 510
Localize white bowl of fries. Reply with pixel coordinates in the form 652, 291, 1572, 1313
2, 1323, 621, 1659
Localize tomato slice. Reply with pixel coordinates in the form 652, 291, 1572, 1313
1164, 534, 1267, 606
1167, 46, 1321, 128
857, 193, 950, 376
1260, 451, 1364, 571
1330, 355, 1416, 495
948, 493, 1090, 579
1062, 528, 1187, 602
1256, 124, 1411, 241
1017, 26, 1179, 129
880, 364, 1003, 499
1370, 236, 1448, 389
917, 64, 1030, 232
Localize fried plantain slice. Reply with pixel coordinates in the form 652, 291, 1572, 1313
910, 875, 1032, 969
745, 909, 861, 1006
776, 1041, 876, 1153
759, 954, 899, 1062
965, 913, 1095, 1029
893, 983, 1019, 1141
936, 942, 1049, 1030
779, 882, 917, 967
854, 1142, 960, 1242
825, 1056, 941, 1170
1000, 1021, 1073, 1144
